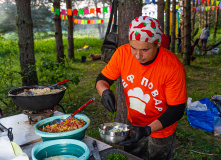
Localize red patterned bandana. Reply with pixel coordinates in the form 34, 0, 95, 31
129, 16, 163, 43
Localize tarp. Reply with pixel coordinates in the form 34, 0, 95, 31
186, 98, 220, 132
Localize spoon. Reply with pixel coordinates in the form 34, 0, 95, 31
51, 97, 95, 125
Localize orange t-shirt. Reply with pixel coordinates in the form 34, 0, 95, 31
101, 43, 187, 138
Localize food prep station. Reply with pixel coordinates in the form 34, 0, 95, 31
0, 112, 143, 160
0, 83, 143, 160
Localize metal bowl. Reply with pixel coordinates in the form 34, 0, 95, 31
8, 85, 66, 111
98, 122, 130, 144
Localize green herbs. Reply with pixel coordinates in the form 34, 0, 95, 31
108, 111, 117, 122
104, 153, 127, 160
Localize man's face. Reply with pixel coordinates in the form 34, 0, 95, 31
129, 40, 160, 64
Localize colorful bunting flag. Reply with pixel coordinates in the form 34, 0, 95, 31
217, 6, 219, 10
78, 9, 84, 15
109, 6, 112, 13
51, 6, 54, 12
146, 0, 149, 4
67, 9, 72, 16
152, 0, 155, 4
73, 9, 78, 15
208, 6, 211, 10
201, 7, 204, 11
84, 8, 89, 15
211, 0, 214, 5
90, 8, 95, 14
61, 9, 66, 15
202, 0, 205, 4
216, 1, 220, 6
193, 7, 196, 12
212, 6, 215, 10
103, 7, 108, 13
96, 8, 101, 14
198, 0, 200, 3
54, 9, 60, 15
207, 0, 210, 5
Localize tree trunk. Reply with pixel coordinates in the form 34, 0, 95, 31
165, 0, 170, 36
15, 0, 38, 86
53, 0, 64, 63
191, 0, 196, 32
199, 9, 201, 28
157, 0, 165, 33
182, 0, 191, 65
213, 5, 219, 39
115, 0, 142, 124
66, 0, 74, 60
203, 3, 207, 26
170, 0, 176, 52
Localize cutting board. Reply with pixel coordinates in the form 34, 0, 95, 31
88, 147, 143, 160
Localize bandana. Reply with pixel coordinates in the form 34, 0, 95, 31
129, 16, 163, 43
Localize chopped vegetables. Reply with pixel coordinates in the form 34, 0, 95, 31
104, 153, 127, 160
39, 117, 85, 133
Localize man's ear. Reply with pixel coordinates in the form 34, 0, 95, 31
157, 42, 161, 47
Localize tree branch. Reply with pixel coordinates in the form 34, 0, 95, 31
189, 150, 218, 156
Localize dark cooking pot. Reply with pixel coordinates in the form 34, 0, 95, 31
8, 85, 66, 111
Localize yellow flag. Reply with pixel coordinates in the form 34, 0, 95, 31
51, 6, 54, 12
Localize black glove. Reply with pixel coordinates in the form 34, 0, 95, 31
101, 89, 116, 113
119, 125, 151, 146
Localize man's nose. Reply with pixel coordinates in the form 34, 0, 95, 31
135, 50, 142, 59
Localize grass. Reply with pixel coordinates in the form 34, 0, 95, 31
0, 34, 221, 159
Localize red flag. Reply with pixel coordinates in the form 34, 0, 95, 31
87, 20, 90, 24
101, 19, 104, 23
178, 3, 180, 7
73, 9, 78, 15
202, 0, 205, 4
96, 8, 101, 14
192, 7, 195, 12
216, 6, 219, 10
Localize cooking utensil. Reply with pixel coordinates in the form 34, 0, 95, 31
35, 114, 90, 141
32, 139, 90, 160
48, 79, 69, 88
0, 123, 13, 141
98, 122, 130, 144
8, 85, 66, 111
24, 79, 69, 95
51, 97, 95, 125
91, 140, 101, 160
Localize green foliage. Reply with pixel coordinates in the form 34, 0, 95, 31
37, 57, 80, 86
104, 153, 127, 160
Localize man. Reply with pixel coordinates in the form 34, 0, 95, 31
96, 16, 187, 160
177, 23, 182, 53
200, 24, 210, 49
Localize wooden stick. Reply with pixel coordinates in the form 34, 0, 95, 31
189, 150, 218, 156
20, 138, 42, 147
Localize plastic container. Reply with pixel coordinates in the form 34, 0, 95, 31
34, 114, 90, 141
32, 139, 90, 160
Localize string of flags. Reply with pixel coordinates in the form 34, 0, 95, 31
51, 6, 112, 16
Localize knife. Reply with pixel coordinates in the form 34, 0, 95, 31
91, 140, 102, 160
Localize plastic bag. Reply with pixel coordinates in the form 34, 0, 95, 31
187, 97, 207, 111
186, 98, 220, 132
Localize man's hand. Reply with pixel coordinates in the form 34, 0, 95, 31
101, 89, 116, 113
119, 125, 151, 146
